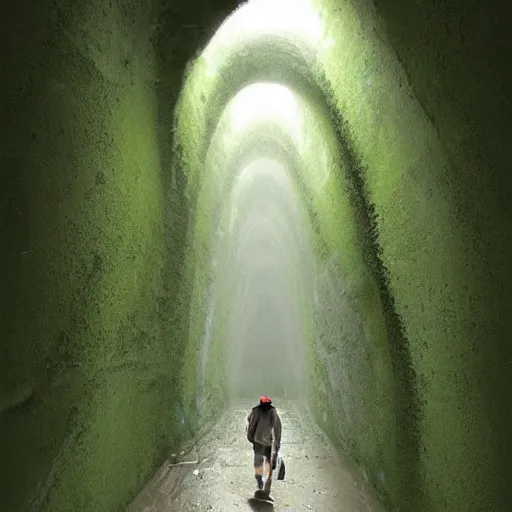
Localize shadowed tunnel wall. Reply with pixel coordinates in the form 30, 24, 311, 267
1, 0, 511, 511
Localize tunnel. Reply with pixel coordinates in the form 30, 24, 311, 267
1, 0, 511, 510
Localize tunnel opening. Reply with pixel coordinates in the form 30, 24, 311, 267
172, 0, 403, 507
224, 158, 309, 402
179, 76, 329, 418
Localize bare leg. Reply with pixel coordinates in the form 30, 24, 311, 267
254, 453, 264, 490
263, 455, 273, 494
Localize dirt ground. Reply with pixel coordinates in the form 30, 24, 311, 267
126, 400, 384, 512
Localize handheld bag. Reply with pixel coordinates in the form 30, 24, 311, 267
274, 453, 286, 480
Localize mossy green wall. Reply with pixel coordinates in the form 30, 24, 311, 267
370, 2, 512, 508
315, 0, 512, 509
1, 1, 195, 510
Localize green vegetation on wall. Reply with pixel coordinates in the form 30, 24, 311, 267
315, 0, 510, 508
1, 1, 198, 509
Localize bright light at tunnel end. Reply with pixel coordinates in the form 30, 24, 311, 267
202, 0, 332, 77
227, 83, 302, 140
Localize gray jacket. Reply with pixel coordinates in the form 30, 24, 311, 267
246, 405, 282, 447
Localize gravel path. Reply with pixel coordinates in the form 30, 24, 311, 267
127, 401, 384, 512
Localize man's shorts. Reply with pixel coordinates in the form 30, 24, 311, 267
253, 442, 272, 467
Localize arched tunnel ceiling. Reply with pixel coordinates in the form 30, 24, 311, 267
208, 133, 332, 258
200, 78, 341, 243
187, 3, 327, 417
178, 0, 337, 195
200, 37, 325, 158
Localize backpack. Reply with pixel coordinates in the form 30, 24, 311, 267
247, 406, 275, 443
247, 409, 260, 443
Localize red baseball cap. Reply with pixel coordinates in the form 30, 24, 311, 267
260, 396, 272, 404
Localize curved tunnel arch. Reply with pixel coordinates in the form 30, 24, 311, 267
210, 134, 324, 244
177, 24, 335, 196
178, 1, 408, 505
199, 36, 325, 161
194, 70, 350, 257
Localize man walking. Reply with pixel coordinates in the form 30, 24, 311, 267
246, 396, 282, 492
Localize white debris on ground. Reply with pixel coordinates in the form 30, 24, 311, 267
126, 401, 384, 512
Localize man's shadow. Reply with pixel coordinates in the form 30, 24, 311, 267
247, 491, 274, 510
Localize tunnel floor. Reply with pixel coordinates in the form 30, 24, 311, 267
126, 401, 383, 511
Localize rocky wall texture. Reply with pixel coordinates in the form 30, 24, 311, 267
0, 0, 228, 509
